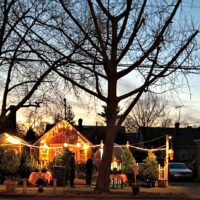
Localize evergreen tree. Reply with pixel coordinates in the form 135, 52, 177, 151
54, 148, 73, 166
140, 152, 159, 182
98, 105, 121, 123
24, 127, 37, 142
0, 150, 20, 179
121, 148, 137, 174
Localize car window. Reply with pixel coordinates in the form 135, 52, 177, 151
169, 163, 187, 169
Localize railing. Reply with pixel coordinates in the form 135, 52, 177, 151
158, 164, 167, 180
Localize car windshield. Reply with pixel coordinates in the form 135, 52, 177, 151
169, 163, 187, 169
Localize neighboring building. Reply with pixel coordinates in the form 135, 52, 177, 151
33, 119, 93, 164
138, 123, 200, 165
194, 139, 200, 178
0, 132, 30, 156
74, 118, 127, 145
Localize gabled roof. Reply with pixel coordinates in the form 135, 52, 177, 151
33, 119, 93, 146
0, 133, 30, 145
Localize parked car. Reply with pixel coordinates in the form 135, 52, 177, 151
169, 162, 193, 180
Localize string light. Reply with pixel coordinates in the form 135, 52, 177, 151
0, 141, 166, 152
64, 143, 68, 147
77, 142, 81, 147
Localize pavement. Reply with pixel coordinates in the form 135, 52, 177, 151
0, 179, 199, 199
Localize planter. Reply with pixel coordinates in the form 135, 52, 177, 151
4, 179, 18, 192
126, 173, 133, 186
132, 185, 140, 195
158, 179, 168, 188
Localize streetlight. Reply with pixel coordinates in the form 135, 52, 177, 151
175, 105, 184, 123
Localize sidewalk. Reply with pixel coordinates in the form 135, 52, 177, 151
0, 181, 199, 199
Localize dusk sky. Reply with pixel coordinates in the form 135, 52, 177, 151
16, 1, 200, 128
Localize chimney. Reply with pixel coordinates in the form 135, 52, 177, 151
175, 122, 179, 129
175, 122, 179, 135
78, 118, 83, 131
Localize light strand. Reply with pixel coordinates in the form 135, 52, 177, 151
0, 142, 167, 152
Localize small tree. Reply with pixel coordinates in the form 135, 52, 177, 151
19, 150, 38, 178
121, 148, 137, 185
140, 152, 159, 186
54, 148, 72, 166
0, 150, 20, 180
54, 148, 73, 184
24, 128, 38, 142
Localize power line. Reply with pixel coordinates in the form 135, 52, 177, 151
1, 57, 200, 71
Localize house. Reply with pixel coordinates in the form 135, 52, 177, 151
138, 123, 200, 165
45, 118, 128, 145
33, 119, 93, 164
0, 132, 30, 156
74, 118, 127, 145
194, 139, 200, 178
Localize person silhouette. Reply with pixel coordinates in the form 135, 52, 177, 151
85, 157, 94, 186
69, 153, 75, 187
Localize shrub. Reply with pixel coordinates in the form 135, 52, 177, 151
54, 148, 72, 167
19, 150, 39, 178
140, 152, 159, 182
0, 150, 20, 179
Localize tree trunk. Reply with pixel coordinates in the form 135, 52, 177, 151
0, 107, 17, 134
0, 117, 16, 134
95, 78, 118, 193
95, 121, 117, 193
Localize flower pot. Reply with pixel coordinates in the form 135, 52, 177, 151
4, 179, 18, 192
132, 185, 140, 195
158, 179, 167, 188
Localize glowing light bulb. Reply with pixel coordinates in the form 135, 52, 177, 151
77, 143, 80, 147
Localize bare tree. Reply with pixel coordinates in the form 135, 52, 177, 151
21, 0, 198, 193
125, 93, 173, 133
0, 0, 76, 134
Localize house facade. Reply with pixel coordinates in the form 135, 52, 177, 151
138, 123, 200, 167
194, 139, 200, 178
33, 119, 93, 164
0, 133, 30, 156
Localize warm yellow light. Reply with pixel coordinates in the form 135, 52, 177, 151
126, 141, 130, 148
169, 136, 172, 140
6, 134, 20, 144
77, 143, 81, 147
64, 143, 68, 147
84, 144, 88, 149
43, 143, 48, 148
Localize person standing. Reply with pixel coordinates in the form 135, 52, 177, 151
85, 157, 94, 186
69, 153, 75, 187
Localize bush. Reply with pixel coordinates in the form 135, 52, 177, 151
140, 152, 159, 182
0, 150, 20, 179
54, 148, 72, 167
19, 150, 39, 178
53, 148, 73, 185
121, 148, 137, 174
0, 150, 4, 183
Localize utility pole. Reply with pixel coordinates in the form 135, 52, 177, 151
64, 98, 67, 120
165, 134, 169, 186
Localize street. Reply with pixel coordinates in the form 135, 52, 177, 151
0, 181, 199, 200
